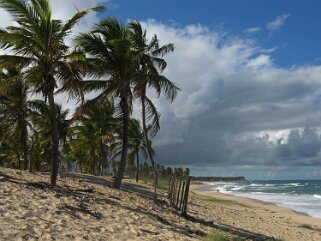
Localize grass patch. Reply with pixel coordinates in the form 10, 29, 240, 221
203, 231, 230, 241
190, 192, 249, 207
203, 231, 245, 241
140, 178, 169, 190
157, 178, 169, 190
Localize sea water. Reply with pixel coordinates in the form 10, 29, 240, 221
204, 180, 321, 218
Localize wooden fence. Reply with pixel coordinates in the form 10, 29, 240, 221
168, 175, 190, 216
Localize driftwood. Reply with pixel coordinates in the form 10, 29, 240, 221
168, 176, 190, 216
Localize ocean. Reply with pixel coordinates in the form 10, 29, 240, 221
204, 180, 321, 218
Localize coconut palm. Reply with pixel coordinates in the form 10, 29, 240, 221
0, 0, 104, 185
75, 17, 140, 188
30, 100, 70, 145
82, 99, 118, 175
127, 119, 152, 182
129, 21, 179, 198
0, 67, 32, 171
69, 120, 100, 175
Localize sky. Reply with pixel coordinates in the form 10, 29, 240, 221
3, 0, 321, 179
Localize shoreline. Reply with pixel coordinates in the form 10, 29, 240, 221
194, 181, 319, 219
190, 183, 321, 241
191, 182, 312, 217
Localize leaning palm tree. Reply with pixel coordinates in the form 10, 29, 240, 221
75, 17, 139, 188
0, 67, 32, 171
0, 0, 104, 185
129, 21, 179, 199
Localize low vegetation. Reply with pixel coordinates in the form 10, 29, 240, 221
190, 192, 248, 207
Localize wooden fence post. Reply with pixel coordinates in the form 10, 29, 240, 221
182, 176, 190, 216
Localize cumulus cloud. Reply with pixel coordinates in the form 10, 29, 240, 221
137, 20, 321, 178
267, 13, 291, 32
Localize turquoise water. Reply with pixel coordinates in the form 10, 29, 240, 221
205, 180, 321, 218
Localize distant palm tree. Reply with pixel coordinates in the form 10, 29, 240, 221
0, 68, 32, 171
30, 100, 70, 145
129, 21, 179, 199
128, 119, 149, 182
0, 0, 104, 185
70, 120, 100, 175
29, 99, 71, 171
80, 99, 118, 175
75, 18, 139, 188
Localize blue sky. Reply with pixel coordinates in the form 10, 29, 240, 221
107, 0, 321, 67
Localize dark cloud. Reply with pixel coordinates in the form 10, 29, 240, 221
140, 21, 321, 178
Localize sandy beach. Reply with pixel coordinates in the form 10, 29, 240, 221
0, 167, 214, 241
1, 167, 321, 241
190, 183, 321, 241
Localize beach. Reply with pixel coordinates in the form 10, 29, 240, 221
2, 167, 321, 241
0, 168, 214, 241
191, 183, 321, 241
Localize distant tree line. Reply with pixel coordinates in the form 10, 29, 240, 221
190, 176, 246, 182
125, 163, 190, 181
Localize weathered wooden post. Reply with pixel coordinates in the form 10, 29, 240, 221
179, 181, 186, 209
176, 179, 182, 207
182, 176, 190, 216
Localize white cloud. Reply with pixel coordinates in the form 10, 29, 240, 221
267, 13, 291, 32
244, 27, 261, 33
137, 20, 321, 172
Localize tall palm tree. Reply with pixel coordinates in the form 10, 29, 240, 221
0, 0, 104, 185
75, 18, 139, 188
129, 21, 179, 199
0, 68, 32, 171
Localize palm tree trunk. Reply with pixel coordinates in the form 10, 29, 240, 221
17, 150, 21, 169
135, 153, 140, 182
22, 121, 30, 172
91, 145, 95, 175
113, 96, 129, 189
99, 138, 105, 176
141, 96, 158, 201
48, 90, 60, 186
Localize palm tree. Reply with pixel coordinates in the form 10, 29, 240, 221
75, 17, 139, 188
0, 68, 32, 171
129, 21, 179, 198
127, 119, 151, 182
70, 120, 100, 175
30, 100, 70, 145
0, 0, 104, 185
80, 99, 118, 175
